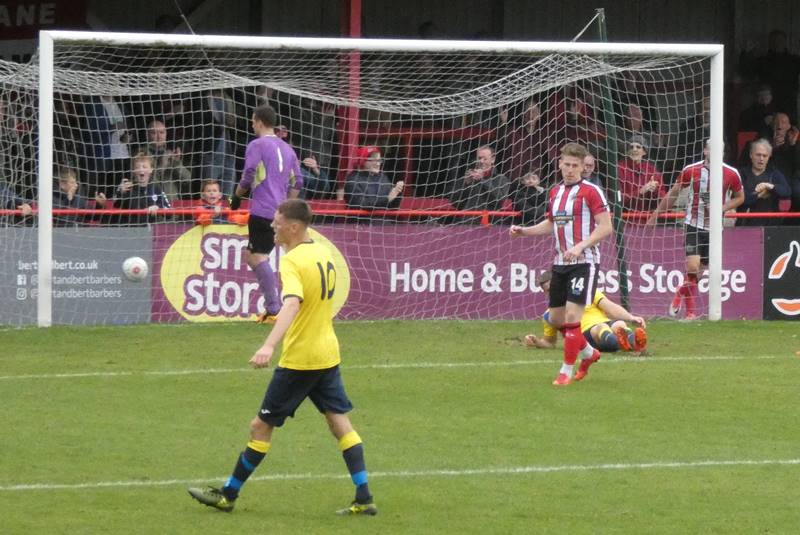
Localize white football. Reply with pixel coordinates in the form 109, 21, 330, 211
122, 256, 149, 282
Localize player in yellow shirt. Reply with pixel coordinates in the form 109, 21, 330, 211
524, 270, 648, 381
189, 199, 376, 516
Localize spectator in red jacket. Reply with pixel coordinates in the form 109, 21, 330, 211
616, 135, 666, 216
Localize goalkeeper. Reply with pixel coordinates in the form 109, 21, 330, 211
524, 271, 648, 361
230, 104, 303, 323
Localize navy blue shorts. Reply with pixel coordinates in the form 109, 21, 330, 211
257, 365, 353, 427
247, 214, 276, 255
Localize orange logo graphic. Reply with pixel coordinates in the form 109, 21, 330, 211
768, 240, 800, 316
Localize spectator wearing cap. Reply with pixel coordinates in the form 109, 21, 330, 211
344, 146, 404, 210
617, 135, 666, 215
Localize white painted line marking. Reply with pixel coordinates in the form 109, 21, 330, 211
2, 458, 797, 492
0, 355, 781, 381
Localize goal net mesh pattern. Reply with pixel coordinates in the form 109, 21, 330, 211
0, 38, 715, 325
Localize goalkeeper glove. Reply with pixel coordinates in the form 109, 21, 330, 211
229, 194, 241, 211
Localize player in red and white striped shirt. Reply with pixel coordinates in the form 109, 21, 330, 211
510, 143, 613, 385
648, 142, 744, 319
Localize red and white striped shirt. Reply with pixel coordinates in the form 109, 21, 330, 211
546, 179, 609, 265
676, 160, 743, 230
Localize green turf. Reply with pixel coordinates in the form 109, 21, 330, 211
1, 320, 799, 534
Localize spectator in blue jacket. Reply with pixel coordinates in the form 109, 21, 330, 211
737, 138, 791, 226
344, 146, 404, 210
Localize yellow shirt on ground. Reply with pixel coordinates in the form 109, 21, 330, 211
542, 291, 610, 337
278, 240, 341, 370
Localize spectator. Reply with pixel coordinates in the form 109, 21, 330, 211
194, 179, 248, 226
344, 146, 404, 210
275, 124, 290, 142
53, 95, 85, 172
0, 98, 12, 185
201, 89, 237, 196
449, 145, 509, 213
756, 30, 800, 116
767, 112, 800, 182
97, 152, 171, 226
53, 168, 88, 227
498, 99, 558, 182
739, 84, 779, 133
303, 100, 337, 175
85, 95, 132, 194
560, 84, 606, 145
678, 95, 710, 171
0, 180, 32, 225
140, 119, 192, 199
582, 153, 600, 186
273, 124, 332, 200
299, 154, 332, 200
2, 92, 36, 198
737, 139, 791, 226
624, 103, 662, 151
617, 135, 666, 214
512, 171, 548, 224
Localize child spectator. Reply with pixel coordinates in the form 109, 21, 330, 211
194, 179, 248, 226
97, 152, 171, 225
512, 171, 548, 224
53, 168, 88, 227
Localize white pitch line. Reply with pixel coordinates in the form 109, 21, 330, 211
0, 355, 782, 381
2, 458, 798, 492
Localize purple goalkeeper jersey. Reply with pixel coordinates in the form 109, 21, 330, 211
239, 134, 303, 219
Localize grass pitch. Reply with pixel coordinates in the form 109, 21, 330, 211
1, 320, 799, 534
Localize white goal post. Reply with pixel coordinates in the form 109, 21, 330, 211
30, 31, 726, 326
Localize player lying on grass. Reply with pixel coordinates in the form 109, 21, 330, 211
524, 270, 648, 361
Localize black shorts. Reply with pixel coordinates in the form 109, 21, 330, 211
247, 214, 276, 255
549, 263, 598, 308
684, 225, 709, 265
257, 365, 353, 427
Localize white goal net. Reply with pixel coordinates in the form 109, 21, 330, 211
0, 32, 727, 326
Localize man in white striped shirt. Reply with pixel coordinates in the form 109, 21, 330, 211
510, 143, 613, 385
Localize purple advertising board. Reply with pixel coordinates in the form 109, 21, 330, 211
151, 224, 764, 322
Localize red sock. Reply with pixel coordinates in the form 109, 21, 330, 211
678, 279, 692, 297
562, 322, 585, 366
685, 273, 698, 315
